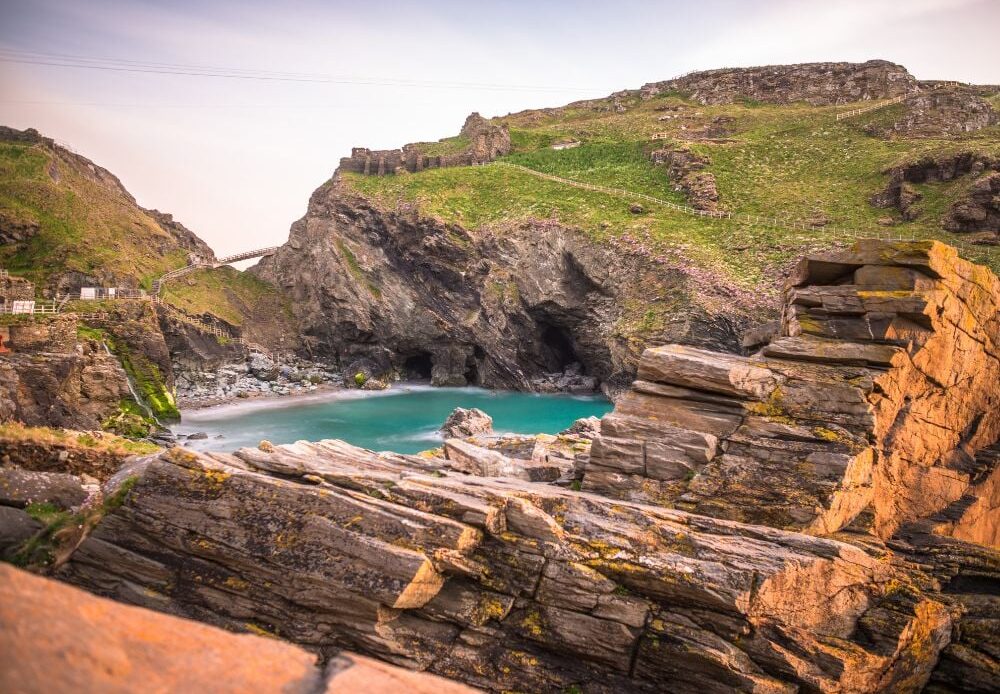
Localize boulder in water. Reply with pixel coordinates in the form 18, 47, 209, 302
441, 407, 493, 438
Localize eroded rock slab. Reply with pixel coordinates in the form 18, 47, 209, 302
53, 440, 954, 693
0, 563, 475, 694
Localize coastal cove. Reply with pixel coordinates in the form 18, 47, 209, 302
173, 384, 613, 454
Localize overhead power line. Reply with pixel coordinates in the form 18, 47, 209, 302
0, 47, 601, 94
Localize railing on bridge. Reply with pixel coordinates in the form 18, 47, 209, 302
215, 246, 280, 266
79, 287, 147, 300
151, 246, 280, 296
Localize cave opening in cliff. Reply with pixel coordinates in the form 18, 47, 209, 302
539, 324, 579, 373
403, 352, 433, 381
465, 346, 484, 386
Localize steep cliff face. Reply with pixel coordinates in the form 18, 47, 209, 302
254, 179, 755, 393
0, 317, 132, 431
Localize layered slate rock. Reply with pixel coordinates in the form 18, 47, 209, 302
56, 439, 955, 693
584, 241, 1000, 544
0, 564, 475, 694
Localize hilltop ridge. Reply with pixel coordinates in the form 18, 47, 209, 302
255, 59, 1000, 395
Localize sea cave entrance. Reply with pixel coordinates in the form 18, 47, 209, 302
539, 323, 580, 373
403, 352, 434, 381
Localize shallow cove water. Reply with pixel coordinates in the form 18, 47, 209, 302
174, 384, 613, 454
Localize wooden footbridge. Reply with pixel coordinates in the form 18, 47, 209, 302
151, 246, 279, 295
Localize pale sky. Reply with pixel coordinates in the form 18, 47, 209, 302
1, 0, 998, 257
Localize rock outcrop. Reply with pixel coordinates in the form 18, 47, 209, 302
0, 564, 475, 694
864, 85, 999, 139
872, 152, 1000, 236
584, 241, 1000, 544
442, 407, 494, 438
650, 145, 720, 211
943, 171, 1000, 240
52, 441, 954, 693
0, 332, 132, 431
253, 178, 755, 394
641, 60, 919, 106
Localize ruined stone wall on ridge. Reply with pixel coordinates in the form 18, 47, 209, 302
338, 112, 511, 177
584, 240, 1000, 546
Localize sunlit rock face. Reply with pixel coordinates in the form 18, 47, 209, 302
585, 241, 1000, 545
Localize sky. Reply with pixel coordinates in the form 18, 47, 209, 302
1, 0, 998, 257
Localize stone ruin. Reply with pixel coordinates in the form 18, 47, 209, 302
338, 112, 511, 176
3, 240, 998, 692
0, 271, 35, 306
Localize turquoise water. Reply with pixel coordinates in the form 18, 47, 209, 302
175, 385, 613, 454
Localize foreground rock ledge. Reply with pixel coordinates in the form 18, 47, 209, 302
0, 563, 475, 694
49, 438, 958, 693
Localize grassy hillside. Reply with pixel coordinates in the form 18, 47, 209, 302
161, 266, 294, 329
347, 89, 1000, 292
0, 128, 296, 349
0, 132, 192, 290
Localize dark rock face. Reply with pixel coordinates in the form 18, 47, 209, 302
0, 342, 131, 431
585, 241, 1000, 543
872, 152, 1000, 232
641, 60, 919, 105
253, 180, 754, 394
943, 171, 1000, 239
339, 112, 511, 176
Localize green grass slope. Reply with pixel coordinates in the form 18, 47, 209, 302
0, 130, 196, 290
347, 88, 1000, 295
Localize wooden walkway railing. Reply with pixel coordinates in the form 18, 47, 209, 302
835, 95, 907, 121
215, 246, 280, 265
150, 296, 272, 359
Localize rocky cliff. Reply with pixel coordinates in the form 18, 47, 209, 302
254, 178, 755, 394
3, 239, 997, 692
0, 316, 132, 430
